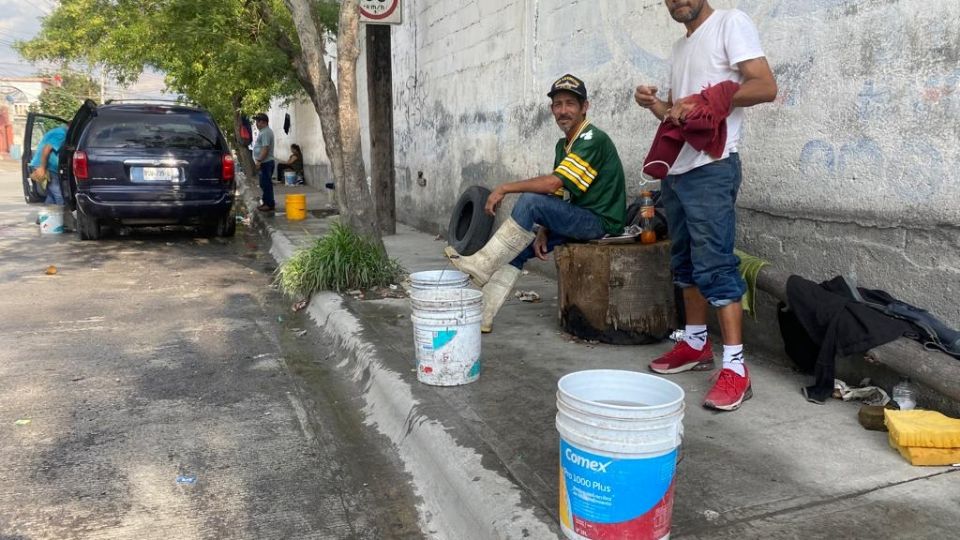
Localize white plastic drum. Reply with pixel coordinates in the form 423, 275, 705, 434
410, 288, 482, 386
556, 369, 685, 540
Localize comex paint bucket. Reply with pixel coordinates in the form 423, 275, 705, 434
409, 288, 482, 386
38, 206, 64, 235
409, 269, 470, 291
284, 170, 297, 185
556, 369, 685, 540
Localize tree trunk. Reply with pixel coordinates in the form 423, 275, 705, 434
366, 24, 396, 236
281, 0, 381, 243
555, 241, 676, 344
335, 1, 379, 241
230, 94, 256, 178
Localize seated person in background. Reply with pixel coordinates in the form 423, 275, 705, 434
275, 143, 305, 185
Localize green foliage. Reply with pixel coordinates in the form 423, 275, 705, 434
14, 0, 313, 129
35, 71, 99, 120
314, 1, 341, 32
275, 222, 406, 298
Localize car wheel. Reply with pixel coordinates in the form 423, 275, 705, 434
217, 213, 236, 237
77, 211, 101, 241
203, 213, 236, 238
447, 186, 494, 256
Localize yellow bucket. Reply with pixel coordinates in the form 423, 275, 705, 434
286, 194, 307, 221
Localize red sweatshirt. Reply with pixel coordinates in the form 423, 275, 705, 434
642, 80, 741, 179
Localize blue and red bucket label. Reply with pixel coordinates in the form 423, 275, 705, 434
559, 439, 677, 540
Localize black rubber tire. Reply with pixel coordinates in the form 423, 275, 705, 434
209, 212, 236, 237
201, 213, 236, 237
447, 186, 494, 256
219, 213, 237, 237
77, 211, 101, 241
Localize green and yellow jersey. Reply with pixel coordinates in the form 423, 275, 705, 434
551, 120, 627, 235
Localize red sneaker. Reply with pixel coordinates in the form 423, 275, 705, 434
649, 341, 714, 374
703, 367, 752, 411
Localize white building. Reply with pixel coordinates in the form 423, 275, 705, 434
0, 77, 53, 159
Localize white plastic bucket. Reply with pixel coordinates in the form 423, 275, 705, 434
38, 206, 64, 235
409, 269, 470, 291
410, 288, 483, 386
556, 370, 685, 540
284, 170, 297, 185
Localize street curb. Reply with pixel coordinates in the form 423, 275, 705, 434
238, 176, 558, 539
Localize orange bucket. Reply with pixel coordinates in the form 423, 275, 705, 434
285, 194, 307, 221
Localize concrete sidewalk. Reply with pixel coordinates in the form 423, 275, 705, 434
240, 177, 959, 540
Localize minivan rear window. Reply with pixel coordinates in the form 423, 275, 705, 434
83, 111, 220, 150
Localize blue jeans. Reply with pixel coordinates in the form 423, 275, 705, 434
44, 171, 64, 205
509, 193, 606, 269
661, 154, 746, 307
258, 160, 276, 207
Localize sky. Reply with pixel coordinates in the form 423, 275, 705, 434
0, 0, 168, 98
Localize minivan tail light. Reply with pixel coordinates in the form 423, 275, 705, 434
73, 151, 89, 181
222, 154, 235, 182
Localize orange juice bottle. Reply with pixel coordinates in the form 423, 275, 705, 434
639, 191, 656, 244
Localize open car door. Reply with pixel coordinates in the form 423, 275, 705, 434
21, 112, 69, 204
60, 99, 98, 212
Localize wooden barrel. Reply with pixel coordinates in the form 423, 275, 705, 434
555, 241, 676, 345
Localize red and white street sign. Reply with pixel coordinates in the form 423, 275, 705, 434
359, 0, 402, 25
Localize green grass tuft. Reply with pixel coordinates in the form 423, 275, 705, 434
274, 223, 406, 298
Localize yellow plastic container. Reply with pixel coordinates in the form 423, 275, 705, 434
286, 193, 307, 221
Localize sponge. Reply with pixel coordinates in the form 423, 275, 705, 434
888, 432, 960, 466
884, 410, 960, 449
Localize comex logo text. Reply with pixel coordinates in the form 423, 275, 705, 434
565, 448, 612, 473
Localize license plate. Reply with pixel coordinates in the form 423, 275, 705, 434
133, 167, 180, 182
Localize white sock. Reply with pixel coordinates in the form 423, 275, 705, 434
722, 345, 745, 376
683, 325, 708, 351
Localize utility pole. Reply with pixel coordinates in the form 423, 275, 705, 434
100, 70, 105, 103
365, 24, 396, 235
361, 0, 401, 236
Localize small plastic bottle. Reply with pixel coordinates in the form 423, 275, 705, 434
892, 378, 918, 410
639, 191, 656, 244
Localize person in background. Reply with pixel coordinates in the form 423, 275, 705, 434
252, 113, 276, 212
275, 143, 305, 185
634, 0, 777, 412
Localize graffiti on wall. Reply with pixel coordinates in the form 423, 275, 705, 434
798, 136, 945, 204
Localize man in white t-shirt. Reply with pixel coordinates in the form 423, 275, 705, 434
634, 0, 777, 412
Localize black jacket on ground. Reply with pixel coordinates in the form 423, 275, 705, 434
781, 276, 913, 403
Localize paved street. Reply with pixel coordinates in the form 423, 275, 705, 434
0, 161, 422, 540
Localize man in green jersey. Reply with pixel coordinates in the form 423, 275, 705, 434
446, 74, 627, 333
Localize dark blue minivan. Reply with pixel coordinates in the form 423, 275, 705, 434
51, 99, 236, 239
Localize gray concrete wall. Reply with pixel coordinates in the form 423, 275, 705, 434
388, 0, 960, 331
273, 0, 960, 335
